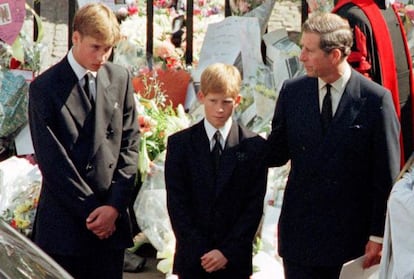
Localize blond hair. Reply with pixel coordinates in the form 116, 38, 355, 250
200, 63, 241, 99
73, 3, 120, 46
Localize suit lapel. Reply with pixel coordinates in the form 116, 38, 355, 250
65, 83, 93, 125
297, 78, 326, 150
215, 121, 240, 197
331, 70, 366, 133
190, 121, 217, 194
319, 70, 366, 160
57, 58, 92, 130
91, 68, 119, 157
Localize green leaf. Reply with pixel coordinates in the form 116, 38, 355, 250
11, 38, 24, 63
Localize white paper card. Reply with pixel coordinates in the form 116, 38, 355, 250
339, 256, 379, 279
14, 124, 34, 155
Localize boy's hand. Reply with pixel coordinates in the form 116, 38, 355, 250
201, 249, 228, 273
86, 205, 118, 239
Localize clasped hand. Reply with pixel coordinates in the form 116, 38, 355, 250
201, 249, 228, 273
86, 205, 119, 239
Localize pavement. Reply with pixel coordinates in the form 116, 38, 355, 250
24, 0, 301, 278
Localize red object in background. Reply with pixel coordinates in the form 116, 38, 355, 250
132, 69, 191, 108
9, 58, 22, 69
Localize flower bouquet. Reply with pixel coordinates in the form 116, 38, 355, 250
134, 75, 191, 181
132, 67, 191, 108
0, 3, 46, 77
0, 156, 42, 237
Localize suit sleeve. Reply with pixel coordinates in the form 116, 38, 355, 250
165, 134, 207, 249
106, 70, 140, 214
29, 81, 101, 220
265, 81, 291, 167
370, 90, 400, 236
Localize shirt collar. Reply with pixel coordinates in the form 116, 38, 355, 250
318, 63, 351, 93
204, 118, 233, 143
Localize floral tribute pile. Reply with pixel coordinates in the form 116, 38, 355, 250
113, 0, 225, 73
0, 3, 45, 160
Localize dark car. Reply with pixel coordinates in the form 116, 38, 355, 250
0, 219, 73, 279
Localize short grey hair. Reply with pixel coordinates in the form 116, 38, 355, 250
303, 12, 353, 59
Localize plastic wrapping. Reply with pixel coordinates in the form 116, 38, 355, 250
0, 156, 42, 236
134, 152, 175, 254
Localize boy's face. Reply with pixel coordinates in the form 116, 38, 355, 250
72, 31, 113, 72
198, 91, 241, 129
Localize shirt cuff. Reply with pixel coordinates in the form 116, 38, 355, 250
369, 235, 383, 244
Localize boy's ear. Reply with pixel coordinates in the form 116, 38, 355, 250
72, 31, 80, 46
234, 94, 242, 106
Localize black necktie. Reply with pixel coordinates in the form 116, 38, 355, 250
83, 73, 95, 105
321, 84, 332, 135
212, 131, 223, 171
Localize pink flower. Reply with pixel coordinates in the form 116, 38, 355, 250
406, 5, 414, 21
238, 1, 251, 13
154, 41, 175, 59
128, 5, 139, 15
393, 2, 404, 10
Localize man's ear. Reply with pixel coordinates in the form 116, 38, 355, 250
331, 48, 342, 64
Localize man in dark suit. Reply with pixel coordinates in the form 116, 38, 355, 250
165, 63, 268, 279
28, 3, 139, 279
266, 13, 400, 278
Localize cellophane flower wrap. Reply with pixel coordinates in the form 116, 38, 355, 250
0, 156, 42, 236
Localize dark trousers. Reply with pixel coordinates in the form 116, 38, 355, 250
50, 249, 124, 279
283, 259, 342, 279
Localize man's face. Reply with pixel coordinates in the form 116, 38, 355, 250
299, 32, 334, 80
72, 31, 113, 72
198, 91, 240, 129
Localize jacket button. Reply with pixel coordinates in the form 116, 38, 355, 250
86, 164, 93, 171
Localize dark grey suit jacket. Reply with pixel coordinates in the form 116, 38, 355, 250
29, 57, 140, 256
165, 120, 268, 278
266, 69, 400, 266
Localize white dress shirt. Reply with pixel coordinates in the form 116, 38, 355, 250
204, 118, 232, 151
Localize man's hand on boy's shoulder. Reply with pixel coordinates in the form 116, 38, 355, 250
200, 249, 228, 273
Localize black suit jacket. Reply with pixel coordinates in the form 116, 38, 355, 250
28, 57, 140, 256
165, 120, 268, 278
266, 69, 400, 265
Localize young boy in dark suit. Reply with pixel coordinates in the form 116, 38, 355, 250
165, 63, 268, 279
28, 3, 139, 279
